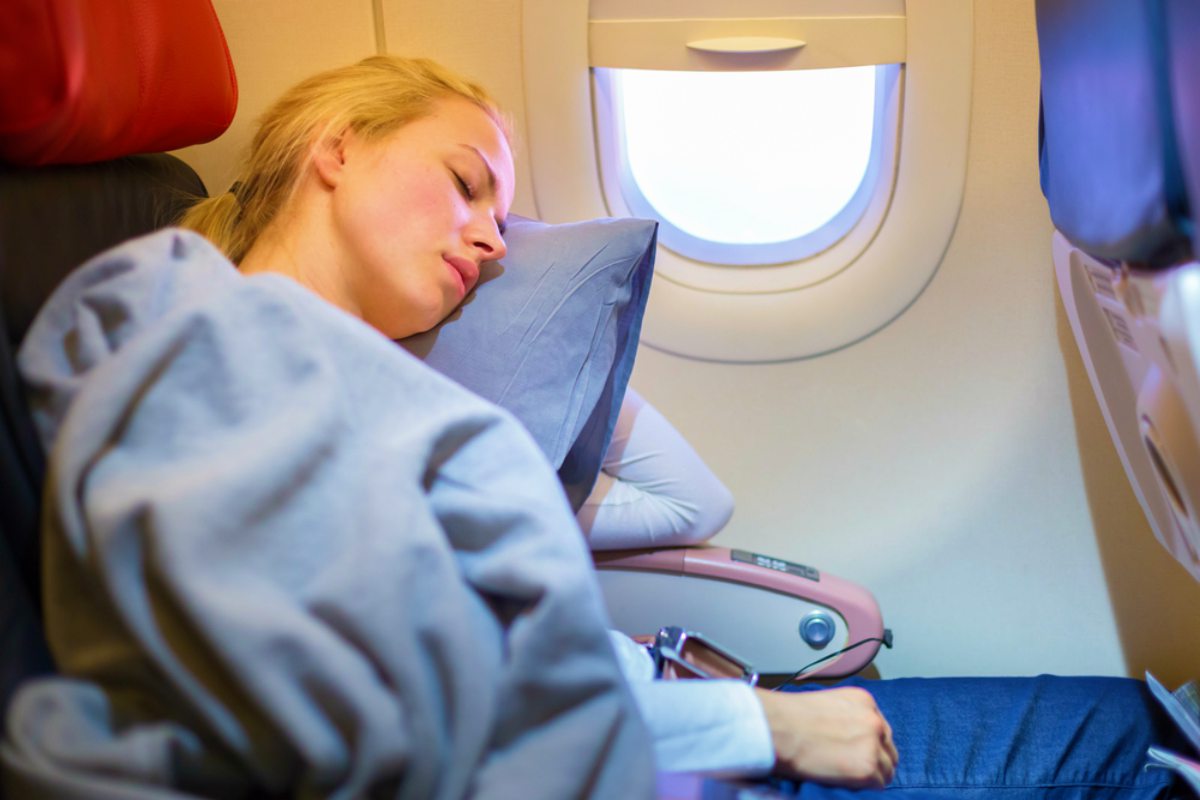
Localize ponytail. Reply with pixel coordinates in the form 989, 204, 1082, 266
177, 190, 249, 262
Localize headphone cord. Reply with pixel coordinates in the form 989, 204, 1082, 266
769, 629, 894, 691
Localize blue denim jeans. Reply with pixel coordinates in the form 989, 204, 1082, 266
766, 676, 1188, 799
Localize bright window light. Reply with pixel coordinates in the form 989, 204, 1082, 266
616, 67, 878, 246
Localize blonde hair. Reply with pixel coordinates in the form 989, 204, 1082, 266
179, 55, 510, 264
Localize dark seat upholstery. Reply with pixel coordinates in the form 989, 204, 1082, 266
1164, 0, 1200, 256
0, 154, 206, 717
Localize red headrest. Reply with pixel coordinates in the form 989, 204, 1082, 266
0, 0, 238, 166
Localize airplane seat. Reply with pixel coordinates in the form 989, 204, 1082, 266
1036, 0, 1200, 582
0, 2, 233, 797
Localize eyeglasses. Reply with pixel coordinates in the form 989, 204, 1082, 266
651, 625, 759, 686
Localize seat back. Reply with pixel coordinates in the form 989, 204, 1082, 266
0, 155, 208, 716
1038, 0, 1200, 579
1164, 0, 1200, 256
1037, 0, 1191, 269
0, 297, 51, 716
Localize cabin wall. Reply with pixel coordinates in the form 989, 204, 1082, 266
174, 1, 377, 194
178, 0, 1200, 685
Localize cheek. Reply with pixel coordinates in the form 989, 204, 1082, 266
347, 185, 442, 265
347, 162, 448, 240
407, 184, 465, 236
404, 169, 472, 231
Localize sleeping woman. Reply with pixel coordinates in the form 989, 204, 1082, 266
8, 55, 1186, 799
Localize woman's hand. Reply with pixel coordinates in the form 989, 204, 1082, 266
754, 686, 899, 788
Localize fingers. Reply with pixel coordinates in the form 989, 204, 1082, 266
846, 733, 894, 790
876, 738, 896, 787
861, 706, 897, 788
881, 715, 899, 778
843, 688, 898, 788
871, 700, 898, 787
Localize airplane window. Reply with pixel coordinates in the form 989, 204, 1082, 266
522, 0, 972, 360
596, 65, 892, 266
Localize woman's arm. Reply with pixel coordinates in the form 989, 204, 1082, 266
577, 388, 734, 550
608, 632, 897, 784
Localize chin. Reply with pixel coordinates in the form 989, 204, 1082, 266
412, 297, 456, 335
375, 292, 452, 340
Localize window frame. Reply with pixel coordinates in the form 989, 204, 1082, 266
522, 0, 974, 362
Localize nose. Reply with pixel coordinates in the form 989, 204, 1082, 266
469, 215, 507, 262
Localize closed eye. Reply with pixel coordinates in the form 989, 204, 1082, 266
453, 171, 475, 200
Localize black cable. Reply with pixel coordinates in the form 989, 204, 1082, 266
770, 629, 894, 691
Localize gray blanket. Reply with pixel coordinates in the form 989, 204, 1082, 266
4, 230, 654, 799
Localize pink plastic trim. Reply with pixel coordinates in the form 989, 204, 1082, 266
594, 546, 885, 678
682, 548, 884, 678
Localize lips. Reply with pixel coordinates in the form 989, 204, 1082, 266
444, 255, 480, 297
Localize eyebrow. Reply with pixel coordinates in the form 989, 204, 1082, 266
459, 144, 507, 232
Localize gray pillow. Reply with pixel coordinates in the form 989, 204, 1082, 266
400, 215, 657, 509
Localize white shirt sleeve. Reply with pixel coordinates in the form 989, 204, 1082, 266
578, 388, 734, 550
607, 631, 775, 776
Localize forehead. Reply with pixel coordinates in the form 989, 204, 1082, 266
409, 97, 514, 205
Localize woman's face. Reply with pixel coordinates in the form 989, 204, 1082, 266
327, 96, 515, 339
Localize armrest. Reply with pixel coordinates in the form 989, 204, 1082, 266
594, 545, 886, 679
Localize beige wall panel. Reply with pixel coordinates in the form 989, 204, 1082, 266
173, 0, 378, 194
379, 0, 539, 218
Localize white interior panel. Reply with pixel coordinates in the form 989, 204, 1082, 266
1054, 237, 1200, 581
591, 0, 905, 20
589, 15, 906, 71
